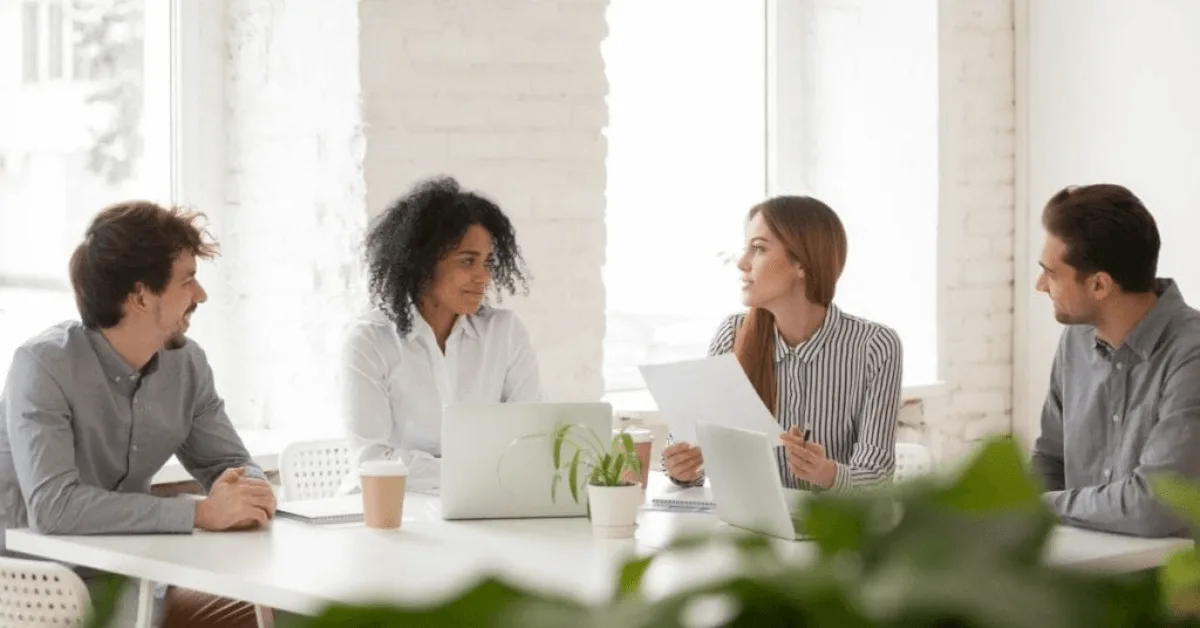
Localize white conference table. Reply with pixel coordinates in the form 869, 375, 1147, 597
8, 475, 1194, 622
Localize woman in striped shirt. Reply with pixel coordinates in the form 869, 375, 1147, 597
664, 196, 903, 492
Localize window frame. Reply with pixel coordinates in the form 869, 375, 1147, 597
603, 0, 945, 407
0, 0, 225, 293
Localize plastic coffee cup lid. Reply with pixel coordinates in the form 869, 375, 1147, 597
360, 460, 408, 477
614, 427, 653, 443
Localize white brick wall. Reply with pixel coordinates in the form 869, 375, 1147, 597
928, 0, 1016, 462
213, 0, 1017, 454
358, 0, 609, 403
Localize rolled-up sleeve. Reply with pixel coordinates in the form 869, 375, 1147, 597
6, 349, 195, 535
829, 327, 902, 492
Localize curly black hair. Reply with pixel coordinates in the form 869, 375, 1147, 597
365, 176, 529, 336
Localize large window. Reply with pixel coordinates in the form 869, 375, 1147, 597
602, 0, 768, 408
602, 0, 940, 405
0, 0, 187, 386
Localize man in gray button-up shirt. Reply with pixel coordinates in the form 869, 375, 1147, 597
0, 201, 276, 626
1031, 184, 1200, 538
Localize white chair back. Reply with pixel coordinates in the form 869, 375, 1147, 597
0, 557, 90, 627
279, 439, 354, 501
894, 442, 933, 482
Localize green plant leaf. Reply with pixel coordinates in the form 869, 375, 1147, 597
599, 451, 612, 481
552, 423, 568, 470
1161, 549, 1200, 608
589, 465, 606, 487
609, 453, 625, 487
568, 449, 582, 504
302, 577, 588, 628
933, 437, 1042, 513
564, 421, 608, 458
1152, 474, 1200, 531
615, 555, 654, 600
802, 494, 873, 557
619, 432, 635, 455
859, 555, 1166, 628
84, 574, 126, 628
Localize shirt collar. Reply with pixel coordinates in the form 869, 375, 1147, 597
1116, 278, 1185, 360
84, 327, 160, 385
406, 307, 482, 342
773, 304, 843, 363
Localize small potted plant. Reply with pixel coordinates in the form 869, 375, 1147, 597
550, 423, 644, 538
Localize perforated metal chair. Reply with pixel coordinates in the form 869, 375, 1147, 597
894, 442, 934, 482
278, 439, 354, 501
0, 556, 90, 627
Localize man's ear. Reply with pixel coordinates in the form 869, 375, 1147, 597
1089, 271, 1117, 299
126, 282, 151, 314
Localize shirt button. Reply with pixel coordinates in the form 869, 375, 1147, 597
1116, 362, 1123, 370
1103, 469, 1112, 478
1112, 414, 1120, 423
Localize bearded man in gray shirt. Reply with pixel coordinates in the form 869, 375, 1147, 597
1032, 183, 1200, 538
0, 201, 277, 626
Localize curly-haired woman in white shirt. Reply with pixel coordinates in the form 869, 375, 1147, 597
339, 176, 541, 492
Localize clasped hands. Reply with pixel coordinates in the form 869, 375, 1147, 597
194, 466, 277, 531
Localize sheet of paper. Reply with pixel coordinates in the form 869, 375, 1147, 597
638, 354, 784, 445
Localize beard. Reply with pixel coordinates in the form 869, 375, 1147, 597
164, 304, 196, 351
165, 331, 189, 350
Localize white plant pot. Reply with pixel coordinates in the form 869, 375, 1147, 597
587, 483, 643, 538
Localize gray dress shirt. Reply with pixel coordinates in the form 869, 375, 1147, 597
1032, 278, 1200, 537
0, 321, 263, 553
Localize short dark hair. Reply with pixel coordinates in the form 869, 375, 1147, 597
68, 201, 218, 329
365, 176, 529, 336
1042, 184, 1160, 293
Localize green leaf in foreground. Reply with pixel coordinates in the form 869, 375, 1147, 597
1161, 549, 1200, 611
84, 574, 126, 628
302, 578, 587, 628
615, 555, 654, 600
1152, 474, 1200, 531
934, 437, 1042, 513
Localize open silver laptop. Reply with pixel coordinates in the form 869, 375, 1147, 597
440, 402, 613, 520
696, 422, 810, 540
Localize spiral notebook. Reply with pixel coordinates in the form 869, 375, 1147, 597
277, 496, 364, 525
644, 486, 715, 514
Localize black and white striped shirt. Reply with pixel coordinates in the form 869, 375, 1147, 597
673, 305, 903, 492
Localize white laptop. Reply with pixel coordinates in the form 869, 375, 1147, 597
696, 422, 810, 541
440, 402, 613, 520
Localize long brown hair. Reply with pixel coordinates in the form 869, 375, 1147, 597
733, 196, 847, 414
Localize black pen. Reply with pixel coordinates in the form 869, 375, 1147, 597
803, 427, 812, 442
